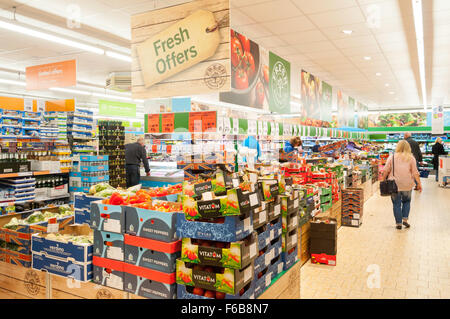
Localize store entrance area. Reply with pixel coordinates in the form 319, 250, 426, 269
301, 178, 449, 299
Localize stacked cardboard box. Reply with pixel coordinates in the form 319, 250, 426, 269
69, 155, 109, 194
310, 218, 337, 266
341, 188, 364, 227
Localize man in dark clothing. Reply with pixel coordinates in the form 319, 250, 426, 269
404, 132, 422, 189
125, 136, 150, 187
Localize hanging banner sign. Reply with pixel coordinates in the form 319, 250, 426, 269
26, 59, 76, 91
432, 105, 444, 134
131, 1, 230, 99
99, 100, 137, 117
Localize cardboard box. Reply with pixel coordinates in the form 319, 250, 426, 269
258, 260, 300, 299
74, 193, 103, 211
90, 201, 125, 234
180, 232, 257, 270
268, 254, 283, 281
268, 217, 282, 242
282, 228, 298, 253
74, 208, 90, 225
176, 259, 254, 295
253, 208, 269, 229
93, 256, 125, 291
125, 235, 181, 273
258, 180, 279, 201
124, 206, 178, 242
93, 230, 124, 261
32, 252, 93, 281
177, 282, 255, 299
311, 253, 336, 266
176, 211, 253, 242
281, 246, 298, 271
252, 264, 272, 299
255, 224, 270, 251
31, 224, 92, 263
0, 261, 47, 298
0, 248, 32, 267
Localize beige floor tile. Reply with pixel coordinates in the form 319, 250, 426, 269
299, 179, 450, 300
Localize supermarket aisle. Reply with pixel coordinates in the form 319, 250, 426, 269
300, 178, 450, 299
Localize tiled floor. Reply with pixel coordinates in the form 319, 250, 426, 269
300, 178, 450, 299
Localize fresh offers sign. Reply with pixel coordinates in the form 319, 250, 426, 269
99, 100, 136, 117
131, 0, 231, 99
269, 52, 290, 114
26, 59, 76, 91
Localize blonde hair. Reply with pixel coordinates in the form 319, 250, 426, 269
395, 140, 414, 161
436, 137, 442, 144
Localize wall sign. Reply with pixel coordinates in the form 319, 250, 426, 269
26, 59, 76, 91
99, 100, 136, 117
131, 0, 230, 99
432, 105, 444, 134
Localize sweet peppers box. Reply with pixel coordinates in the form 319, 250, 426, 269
31, 224, 92, 263
93, 230, 124, 261
124, 234, 181, 273
93, 256, 125, 291
123, 206, 178, 242
176, 211, 253, 243
90, 201, 125, 234
176, 259, 254, 295
180, 232, 258, 269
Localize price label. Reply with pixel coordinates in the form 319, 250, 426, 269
244, 267, 252, 282
105, 272, 123, 290
17, 172, 32, 177
249, 243, 257, 258
259, 210, 267, 224
103, 218, 121, 233
353, 213, 360, 219
265, 275, 272, 287
274, 204, 281, 216
290, 233, 298, 246
202, 192, 213, 201
352, 219, 359, 226
249, 193, 259, 207
244, 217, 251, 232
278, 263, 283, 274
233, 118, 239, 135
217, 116, 224, 134
270, 230, 274, 241
47, 218, 59, 233
265, 251, 272, 265
258, 121, 263, 135
292, 216, 298, 227
232, 178, 240, 188
107, 246, 124, 261
24, 98, 33, 112
37, 99, 46, 112
265, 237, 270, 246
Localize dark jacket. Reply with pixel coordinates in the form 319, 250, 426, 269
125, 142, 150, 173
312, 144, 321, 153
405, 137, 422, 162
431, 142, 447, 170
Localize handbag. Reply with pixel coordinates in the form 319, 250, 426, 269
380, 154, 398, 196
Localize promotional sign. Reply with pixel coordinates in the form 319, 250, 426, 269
357, 102, 364, 129
26, 59, 76, 91
368, 112, 427, 128
348, 97, 356, 127
131, 0, 230, 99
337, 90, 348, 128
269, 52, 290, 114
301, 70, 321, 126
99, 100, 136, 117
432, 105, 444, 134
220, 29, 270, 111
321, 81, 332, 123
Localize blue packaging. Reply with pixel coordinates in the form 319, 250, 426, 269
32, 252, 93, 282
124, 273, 176, 299
93, 230, 124, 261
90, 202, 125, 234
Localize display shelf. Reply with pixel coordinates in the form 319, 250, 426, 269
0, 170, 69, 179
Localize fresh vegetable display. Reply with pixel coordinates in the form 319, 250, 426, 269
101, 191, 181, 212
87, 182, 181, 198
3, 206, 74, 230
41, 233, 93, 245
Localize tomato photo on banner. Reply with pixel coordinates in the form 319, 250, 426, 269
220, 29, 270, 110
321, 81, 332, 126
301, 70, 322, 127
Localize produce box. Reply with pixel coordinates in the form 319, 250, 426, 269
255, 224, 270, 251
32, 252, 93, 281
320, 202, 333, 213
74, 193, 103, 211
252, 208, 269, 229
282, 246, 298, 271
281, 228, 298, 253
320, 193, 332, 204
123, 263, 176, 299
0, 248, 32, 267
311, 253, 336, 266
258, 261, 300, 300
74, 208, 90, 225
90, 201, 125, 234
342, 217, 362, 228
252, 264, 272, 298
176, 259, 254, 295
176, 211, 253, 242
123, 206, 179, 242
268, 216, 282, 242
258, 180, 279, 201
177, 282, 255, 299
124, 235, 180, 273
180, 232, 257, 270
31, 224, 92, 263
267, 200, 281, 221
282, 210, 298, 234
254, 235, 282, 274
80, 164, 109, 172
268, 254, 283, 281
80, 175, 109, 183
93, 256, 125, 291
93, 230, 124, 262
181, 188, 260, 220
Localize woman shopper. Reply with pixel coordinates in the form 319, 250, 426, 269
431, 137, 448, 182
381, 140, 422, 230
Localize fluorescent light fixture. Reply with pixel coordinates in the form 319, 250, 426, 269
0, 20, 104, 55
0, 78, 26, 86
364, 56, 371, 60
105, 51, 132, 62
342, 30, 353, 35
389, 91, 395, 95
376, 72, 382, 76
49, 87, 91, 96
411, 0, 427, 110
385, 83, 390, 87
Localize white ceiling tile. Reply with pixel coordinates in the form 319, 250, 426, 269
239, 0, 303, 22
271, 45, 300, 56
359, 1, 401, 20
308, 7, 366, 28
340, 44, 382, 56
290, 0, 357, 14
333, 35, 378, 49
234, 23, 272, 39
231, 0, 272, 8
256, 35, 288, 48
231, 9, 257, 27
320, 23, 372, 39
279, 30, 327, 45
263, 16, 316, 34
295, 41, 337, 54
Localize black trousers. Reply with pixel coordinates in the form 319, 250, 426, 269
126, 164, 140, 188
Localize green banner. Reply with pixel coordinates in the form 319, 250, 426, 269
239, 119, 248, 134
321, 81, 332, 122
269, 52, 290, 114
99, 100, 136, 117
122, 121, 130, 127
348, 97, 355, 127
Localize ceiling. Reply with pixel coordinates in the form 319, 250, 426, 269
0, 0, 447, 111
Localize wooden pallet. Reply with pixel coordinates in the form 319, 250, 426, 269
0, 262, 47, 299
